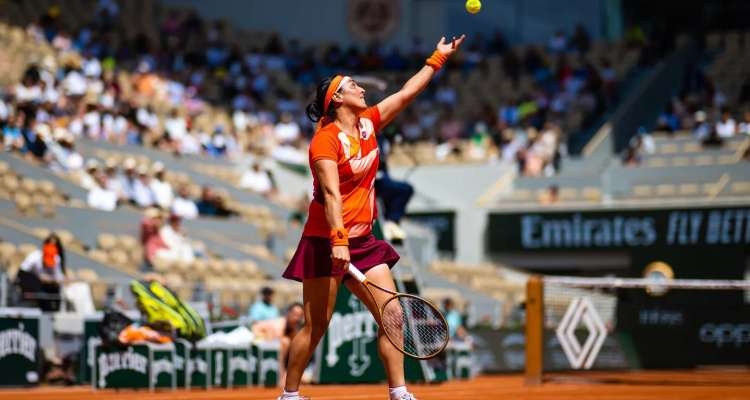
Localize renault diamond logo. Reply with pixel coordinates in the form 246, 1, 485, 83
555, 297, 607, 369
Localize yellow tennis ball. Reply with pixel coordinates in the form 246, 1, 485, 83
466, 0, 481, 14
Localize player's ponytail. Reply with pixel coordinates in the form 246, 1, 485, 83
306, 76, 338, 124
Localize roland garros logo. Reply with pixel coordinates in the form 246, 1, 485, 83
347, 0, 401, 41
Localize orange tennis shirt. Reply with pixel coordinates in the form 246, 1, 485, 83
303, 106, 381, 239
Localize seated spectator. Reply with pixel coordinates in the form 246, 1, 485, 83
538, 185, 560, 205
47, 127, 83, 172
157, 213, 195, 264
692, 111, 711, 140
79, 159, 99, 190
239, 162, 274, 195
196, 185, 234, 217
149, 162, 174, 209
17, 234, 67, 311
739, 110, 750, 135
3, 112, 27, 152
118, 157, 137, 201
164, 108, 188, 143
251, 302, 304, 387
140, 208, 167, 269
25, 123, 50, 161
273, 112, 301, 145
247, 287, 280, 323
87, 174, 118, 211
132, 165, 155, 208
172, 184, 199, 220
715, 108, 737, 138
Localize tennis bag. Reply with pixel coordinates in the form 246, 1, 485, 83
130, 280, 206, 341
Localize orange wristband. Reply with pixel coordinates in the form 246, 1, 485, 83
425, 50, 448, 71
330, 227, 349, 246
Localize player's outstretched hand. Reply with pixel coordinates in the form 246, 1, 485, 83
436, 34, 466, 57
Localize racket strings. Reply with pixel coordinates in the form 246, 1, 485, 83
381, 295, 448, 358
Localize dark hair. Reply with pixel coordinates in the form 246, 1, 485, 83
306, 75, 339, 123
43, 233, 66, 275
286, 302, 303, 313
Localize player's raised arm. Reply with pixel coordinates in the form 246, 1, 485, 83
377, 35, 466, 126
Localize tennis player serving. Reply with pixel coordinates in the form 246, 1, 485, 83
280, 34, 465, 400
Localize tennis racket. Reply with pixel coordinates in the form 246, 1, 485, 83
347, 263, 450, 359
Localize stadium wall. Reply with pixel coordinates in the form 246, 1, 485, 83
159, 0, 607, 48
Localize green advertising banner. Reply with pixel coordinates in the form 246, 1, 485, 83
314, 286, 446, 384
0, 308, 41, 387
93, 342, 176, 390
187, 343, 211, 388
253, 341, 279, 387
78, 315, 102, 384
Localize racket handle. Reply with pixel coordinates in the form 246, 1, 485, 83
347, 263, 367, 283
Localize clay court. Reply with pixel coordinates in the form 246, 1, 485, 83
4, 371, 750, 400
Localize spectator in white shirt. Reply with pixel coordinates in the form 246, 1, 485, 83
132, 165, 156, 207
119, 157, 138, 201
136, 105, 159, 131
164, 108, 188, 142
87, 174, 118, 211
239, 162, 274, 195
157, 214, 195, 263
63, 68, 87, 97
80, 159, 99, 190
716, 109, 737, 138
46, 128, 84, 172
273, 112, 301, 145
14, 76, 42, 104
172, 184, 199, 220
149, 162, 174, 209
739, 110, 750, 135
83, 104, 102, 138
82, 55, 102, 78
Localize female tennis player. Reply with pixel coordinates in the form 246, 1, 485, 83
279, 35, 465, 400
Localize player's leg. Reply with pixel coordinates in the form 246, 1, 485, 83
283, 275, 342, 392
345, 264, 406, 388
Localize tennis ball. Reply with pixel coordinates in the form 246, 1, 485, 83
466, 0, 481, 14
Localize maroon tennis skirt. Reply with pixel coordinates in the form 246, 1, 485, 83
282, 234, 400, 282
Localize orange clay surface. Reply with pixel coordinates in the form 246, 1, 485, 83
2, 370, 750, 400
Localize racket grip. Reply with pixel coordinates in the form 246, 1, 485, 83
347, 263, 367, 282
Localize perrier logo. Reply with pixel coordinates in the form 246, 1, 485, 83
98, 347, 148, 388
325, 294, 377, 376
0, 322, 37, 362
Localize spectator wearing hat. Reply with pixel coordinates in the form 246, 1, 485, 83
25, 123, 50, 160
132, 164, 155, 207
693, 111, 711, 140
140, 208, 167, 269
47, 126, 83, 172
149, 161, 174, 209
118, 157, 138, 201
172, 184, 199, 220
87, 173, 118, 211
247, 286, 280, 324
79, 158, 99, 190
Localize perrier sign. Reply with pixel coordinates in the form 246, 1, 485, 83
314, 286, 443, 383
0, 308, 40, 387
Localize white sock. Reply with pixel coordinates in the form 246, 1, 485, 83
389, 385, 408, 400
281, 390, 300, 399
